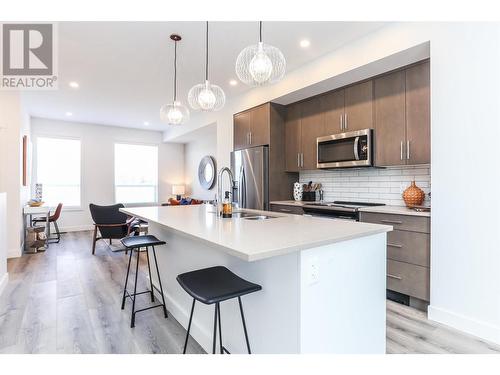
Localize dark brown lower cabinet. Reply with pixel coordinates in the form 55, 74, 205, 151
359, 211, 430, 302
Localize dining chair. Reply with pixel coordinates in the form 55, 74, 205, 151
32, 203, 63, 243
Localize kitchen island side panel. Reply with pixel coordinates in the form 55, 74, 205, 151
147, 222, 301, 354
299, 233, 387, 353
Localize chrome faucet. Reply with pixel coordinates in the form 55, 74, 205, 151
217, 167, 234, 214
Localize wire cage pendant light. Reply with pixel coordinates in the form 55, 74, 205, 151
235, 21, 286, 87
160, 34, 190, 125
188, 22, 226, 111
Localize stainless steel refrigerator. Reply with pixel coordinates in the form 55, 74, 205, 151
231, 146, 269, 210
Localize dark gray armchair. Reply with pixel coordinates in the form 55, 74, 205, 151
89, 203, 138, 255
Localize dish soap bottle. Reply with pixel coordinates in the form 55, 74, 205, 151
222, 191, 232, 218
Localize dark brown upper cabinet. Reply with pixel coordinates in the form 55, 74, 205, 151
405, 61, 430, 165
300, 97, 325, 170
233, 103, 271, 150
374, 70, 406, 166
374, 60, 430, 166
322, 90, 345, 135
284, 97, 326, 172
322, 81, 373, 134
344, 80, 374, 132
284, 102, 302, 172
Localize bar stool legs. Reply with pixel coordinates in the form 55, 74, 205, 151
145, 248, 155, 303
217, 303, 223, 354
121, 247, 133, 310
182, 298, 251, 354
238, 297, 251, 354
183, 299, 196, 354
152, 246, 168, 318
130, 245, 140, 328
121, 243, 168, 328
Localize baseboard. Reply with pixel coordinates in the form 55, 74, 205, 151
59, 225, 93, 233
428, 304, 500, 346
0, 273, 8, 296
7, 248, 22, 259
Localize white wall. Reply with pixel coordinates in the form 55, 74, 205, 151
164, 23, 500, 344
0, 91, 24, 258
31, 117, 185, 231
0, 193, 8, 295
183, 124, 217, 200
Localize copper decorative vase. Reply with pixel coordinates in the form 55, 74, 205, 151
403, 180, 425, 207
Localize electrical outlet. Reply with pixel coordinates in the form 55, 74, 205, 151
306, 256, 320, 285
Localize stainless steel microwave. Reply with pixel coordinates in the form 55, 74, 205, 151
317, 129, 373, 169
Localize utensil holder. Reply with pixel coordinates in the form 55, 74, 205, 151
302, 192, 316, 202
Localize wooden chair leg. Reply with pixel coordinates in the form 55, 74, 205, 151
92, 226, 98, 255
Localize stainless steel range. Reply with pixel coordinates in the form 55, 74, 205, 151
302, 200, 385, 221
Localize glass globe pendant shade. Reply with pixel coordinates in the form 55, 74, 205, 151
188, 80, 226, 111
236, 41, 286, 86
160, 101, 190, 125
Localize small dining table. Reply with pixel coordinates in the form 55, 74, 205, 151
23, 205, 51, 252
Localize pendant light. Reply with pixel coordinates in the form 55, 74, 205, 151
160, 34, 190, 125
188, 22, 225, 111
235, 21, 286, 86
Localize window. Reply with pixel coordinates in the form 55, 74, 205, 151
114, 143, 158, 204
36, 137, 81, 207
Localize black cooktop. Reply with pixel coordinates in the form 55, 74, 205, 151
332, 201, 386, 207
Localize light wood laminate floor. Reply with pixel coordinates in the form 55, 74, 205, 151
1, 231, 499, 354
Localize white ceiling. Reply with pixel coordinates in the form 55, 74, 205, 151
22, 21, 388, 131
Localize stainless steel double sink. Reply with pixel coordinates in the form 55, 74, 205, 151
208, 210, 278, 220
231, 211, 278, 220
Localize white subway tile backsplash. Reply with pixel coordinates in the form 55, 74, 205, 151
299, 165, 431, 206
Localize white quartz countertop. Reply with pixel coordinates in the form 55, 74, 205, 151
121, 205, 392, 262
271, 200, 431, 217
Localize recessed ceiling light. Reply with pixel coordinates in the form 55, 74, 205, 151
143, 121, 150, 126
229, 79, 238, 86
69, 81, 79, 89
299, 39, 311, 48
65, 112, 73, 116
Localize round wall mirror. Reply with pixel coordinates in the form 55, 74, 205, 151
198, 156, 216, 190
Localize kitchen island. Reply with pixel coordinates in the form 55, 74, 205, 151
121, 204, 392, 354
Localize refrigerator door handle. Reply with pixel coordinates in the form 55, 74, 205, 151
240, 165, 247, 208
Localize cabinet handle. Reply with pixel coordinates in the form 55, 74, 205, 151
297, 153, 300, 168
301, 153, 304, 167
406, 140, 410, 160
381, 219, 403, 225
340, 115, 343, 131
344, 113, 348, 130
387, 274, 402, 280
280, 208, 292, 212
387, 243, 403, 248
249, 132, 252, 145
400, 141, 403, 160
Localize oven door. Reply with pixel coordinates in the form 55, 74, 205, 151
303, 207, 358, 221
317, 129, 373, 169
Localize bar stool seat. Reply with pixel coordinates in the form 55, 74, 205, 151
121, 234, 168, 328
177, 266, 262, 354
122, 234, 165, 249
177, 266, 261, 304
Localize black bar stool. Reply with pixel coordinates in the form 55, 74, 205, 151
121, 235, 168, 328
177, 266, 262, 354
